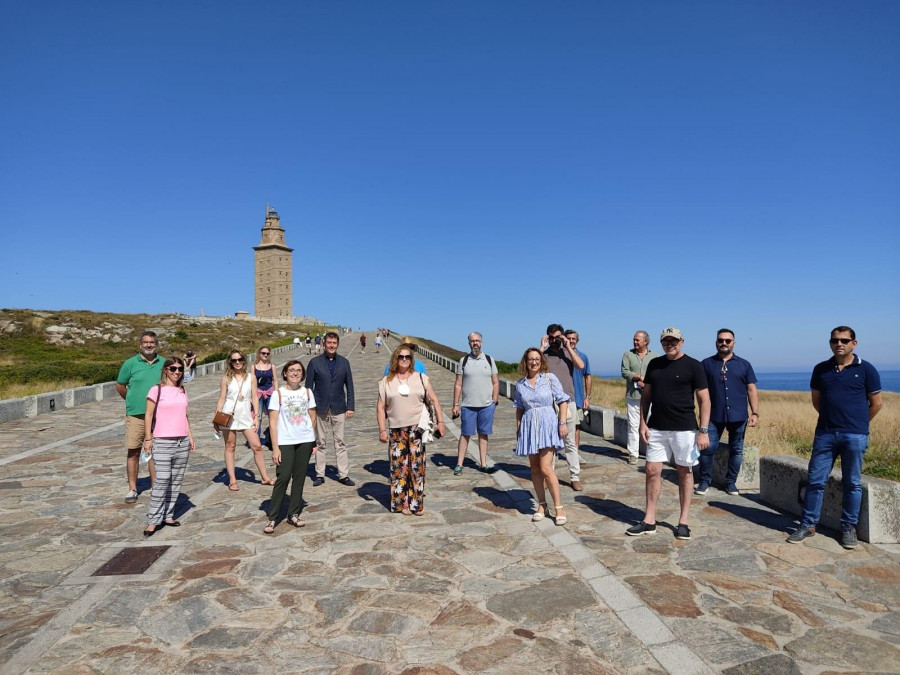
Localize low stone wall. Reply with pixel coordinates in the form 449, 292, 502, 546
0, 343, 297, 424
760, 455, 899, 544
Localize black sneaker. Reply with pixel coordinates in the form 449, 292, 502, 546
840, 526, 859, 549
626, 521, 657, 536
675, 524, 692, 540
787, 525, 816, 543
338, 477, 356, 487
725, 484, 740, 496
693, 483, 709, 496
312, 477, 325, 487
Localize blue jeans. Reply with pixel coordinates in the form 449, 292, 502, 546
801, 431, 868, 529
696, 420, 746, 488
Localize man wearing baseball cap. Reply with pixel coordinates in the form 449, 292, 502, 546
626, 327, 710, 540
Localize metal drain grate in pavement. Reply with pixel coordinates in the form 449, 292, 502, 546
92, 546, 171, 576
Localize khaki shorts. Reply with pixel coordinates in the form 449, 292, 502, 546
125, 415, 147, 450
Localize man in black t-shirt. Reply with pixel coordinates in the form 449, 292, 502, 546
625, 327, 710, 541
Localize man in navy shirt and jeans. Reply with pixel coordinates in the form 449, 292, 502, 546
696, 329, 759, 497
788, 326, 882, 549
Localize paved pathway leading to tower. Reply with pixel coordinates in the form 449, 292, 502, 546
0, 333, 898, 674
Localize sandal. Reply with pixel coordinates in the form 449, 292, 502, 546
143, 526, 156, 538
554, 505, 567, 526
287, 514, 306, 528
414, 507, 425, 516
261, 478, 275, 486
263, 520, 276, 534
532, 502, 547, 522
228, 482, 240, 492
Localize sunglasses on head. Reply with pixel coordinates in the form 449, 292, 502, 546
167, 366, 184, 372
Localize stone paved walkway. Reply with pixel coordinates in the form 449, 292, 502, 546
1, 334, 898, 674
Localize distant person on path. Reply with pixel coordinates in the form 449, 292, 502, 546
116, 330, 162, 504
451, 332, 499, 475
360, 334, 367, 354
626, 328, 710, 541
142, 357, 194, 537
253, 346, 278, 447
542, 323, 585, 491
264, 360, 317, 534
183, 350, 197, 382
305, 335, 312, 355
293, 336, 300, 347
375, 333, 383, 353
565, 330, 592, 452
383, 340, 428, 376
697, 329, 759, 497
377, 345, 446, 515
213, 350, 274, 490
314, 334, 322, 354
514, 348, 570, 526
787, 326, 882, 549
621, 331, 657, 465
306, 331, 356, 487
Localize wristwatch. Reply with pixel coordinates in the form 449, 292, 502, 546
699, 427, 709, 434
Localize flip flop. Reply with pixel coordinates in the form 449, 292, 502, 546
261, 479, 276, 486
228, 482, 240, 491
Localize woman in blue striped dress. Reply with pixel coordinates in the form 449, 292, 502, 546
514, 348, 570, 525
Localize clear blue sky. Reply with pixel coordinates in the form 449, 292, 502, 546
2, 2, 898, 371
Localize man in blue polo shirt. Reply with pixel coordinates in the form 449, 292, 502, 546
696, 329, 759, 497
788, 326, 882, 549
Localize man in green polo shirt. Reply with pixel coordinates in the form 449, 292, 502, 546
116, 331, 162, 503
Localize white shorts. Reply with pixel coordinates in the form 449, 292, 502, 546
645, 429, 699, 467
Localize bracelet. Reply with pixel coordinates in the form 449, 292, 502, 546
751, 412, 759, 416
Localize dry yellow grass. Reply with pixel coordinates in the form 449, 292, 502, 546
589, 377, 899, 481
0, 379, 89, 399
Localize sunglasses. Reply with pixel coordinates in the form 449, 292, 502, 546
661, 338, 680, 345
829, 338, 853, 345
717, 338, 733, 344
231, 358, 245, 363
167, 366, 184, 372
397, 354, 412, 360
260, 351, 270, 356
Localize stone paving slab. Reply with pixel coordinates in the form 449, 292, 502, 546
1, 333, 898, 674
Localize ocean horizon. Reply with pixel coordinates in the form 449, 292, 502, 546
596, 370, 900, 393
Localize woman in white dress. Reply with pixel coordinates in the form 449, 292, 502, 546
214, 350, 274, 490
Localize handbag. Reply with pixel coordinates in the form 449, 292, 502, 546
415, 373, 442, 442
213, 376, 244, 427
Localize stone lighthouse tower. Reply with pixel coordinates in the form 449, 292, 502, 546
253, 205, 294, 319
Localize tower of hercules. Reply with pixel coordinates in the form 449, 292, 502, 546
254, 205, 294, 319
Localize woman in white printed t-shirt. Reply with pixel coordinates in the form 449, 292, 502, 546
263, 359, 318, 534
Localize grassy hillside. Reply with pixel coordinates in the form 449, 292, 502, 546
0, 308, 335, 399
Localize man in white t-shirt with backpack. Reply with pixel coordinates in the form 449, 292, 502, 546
451, 332, 500, 475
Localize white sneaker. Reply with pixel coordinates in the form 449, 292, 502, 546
124, 489, 138, 503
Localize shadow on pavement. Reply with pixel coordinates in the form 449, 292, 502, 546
576, 495, 646, 525
704, 497, 797, 534
473, 485, 533, 515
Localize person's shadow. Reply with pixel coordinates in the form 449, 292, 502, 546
361, 459, 393, 511
576, 495, 646, 526
212, 467, 258, 485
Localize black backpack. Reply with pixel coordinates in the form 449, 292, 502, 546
460, 353, 493, 373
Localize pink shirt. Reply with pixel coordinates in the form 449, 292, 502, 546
147, 385, 189, 438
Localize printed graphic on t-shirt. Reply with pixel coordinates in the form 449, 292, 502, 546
282, 392, 313, 434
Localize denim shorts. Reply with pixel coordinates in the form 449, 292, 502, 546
460, 405, 495, 436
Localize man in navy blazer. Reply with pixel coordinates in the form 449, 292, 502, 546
306, 331, 356, 486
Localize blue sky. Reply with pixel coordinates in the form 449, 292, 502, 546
2, 2, 898, 371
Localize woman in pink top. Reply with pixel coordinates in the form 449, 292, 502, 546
377, 345, 446, 515
143, 357, 195, 537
